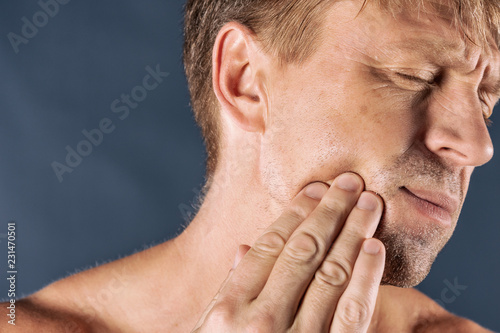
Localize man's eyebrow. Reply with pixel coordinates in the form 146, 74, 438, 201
392, 38, 467, 68
397, 37, 462, 55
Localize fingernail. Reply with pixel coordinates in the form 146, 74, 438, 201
363, 239, 381, 255
357, 192, 378, 211
335, 173, 361, 192
304, 183, 329, 200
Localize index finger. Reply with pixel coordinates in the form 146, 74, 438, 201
221, 182, 329, 302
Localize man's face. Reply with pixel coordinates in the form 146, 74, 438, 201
260, 0, 499, 287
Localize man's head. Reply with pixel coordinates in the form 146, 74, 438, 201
183, 0, 500, 288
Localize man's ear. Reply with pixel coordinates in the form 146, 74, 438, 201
212, 22, 268, 133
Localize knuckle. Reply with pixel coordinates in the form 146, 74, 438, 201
207, 301, 236, 326
315, 258, 351, 288
337, 297, 371, 327
285, 231, 322, 263
288, 202, 312, 221
320, 195, 350, 217
253, 231, 286, 257
246, 311, 276, 333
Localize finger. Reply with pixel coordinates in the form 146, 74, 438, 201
255, 173, 364, 323
295, 191, 383, 330
192, 244, 252, 332
223, 182, 329, 302
192, 263, 237, 332
330, 238, 385, 332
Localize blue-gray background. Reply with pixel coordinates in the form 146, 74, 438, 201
0, 0, 498, 331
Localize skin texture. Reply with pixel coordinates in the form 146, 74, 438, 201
1, 0, 498, 332
254, 0, 497, 288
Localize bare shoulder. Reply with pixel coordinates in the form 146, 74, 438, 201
0, 297, 91, 332
0, 239, 178, 332
413, 311, 494, 333
377, 286, 494, 333
395, 287, 493, 333
0, 250, 142, 332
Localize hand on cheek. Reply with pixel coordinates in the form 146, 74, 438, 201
192, 172, 385, 333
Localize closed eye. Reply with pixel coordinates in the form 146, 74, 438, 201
395, 72, 435, 85
396, 71, 493, 126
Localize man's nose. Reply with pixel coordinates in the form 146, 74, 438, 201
423, 86, 494, 167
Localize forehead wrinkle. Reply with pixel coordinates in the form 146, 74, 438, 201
353, 3, 481, 69
380, 0, 499, 69
384, 0, 499, 49
325, 0, 500, 83
391, 36, 485, 73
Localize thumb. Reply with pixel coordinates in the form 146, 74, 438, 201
191, 244, 251, 332
233, 244, 251, 269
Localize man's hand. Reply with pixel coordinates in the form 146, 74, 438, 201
192, 173, 385, 332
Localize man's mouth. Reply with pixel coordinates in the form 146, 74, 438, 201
400, 186, 459, 227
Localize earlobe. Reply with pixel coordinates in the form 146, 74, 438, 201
212, 22, 267, 133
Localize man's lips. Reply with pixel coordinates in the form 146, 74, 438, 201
400, 186, 459, 225
401, 187, 459, 214
324, 179, 459, 225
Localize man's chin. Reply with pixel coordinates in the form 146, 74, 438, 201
374, 222, 445, 288
380, 255, 434, 288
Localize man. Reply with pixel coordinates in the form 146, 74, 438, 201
3, 0, 498, 331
